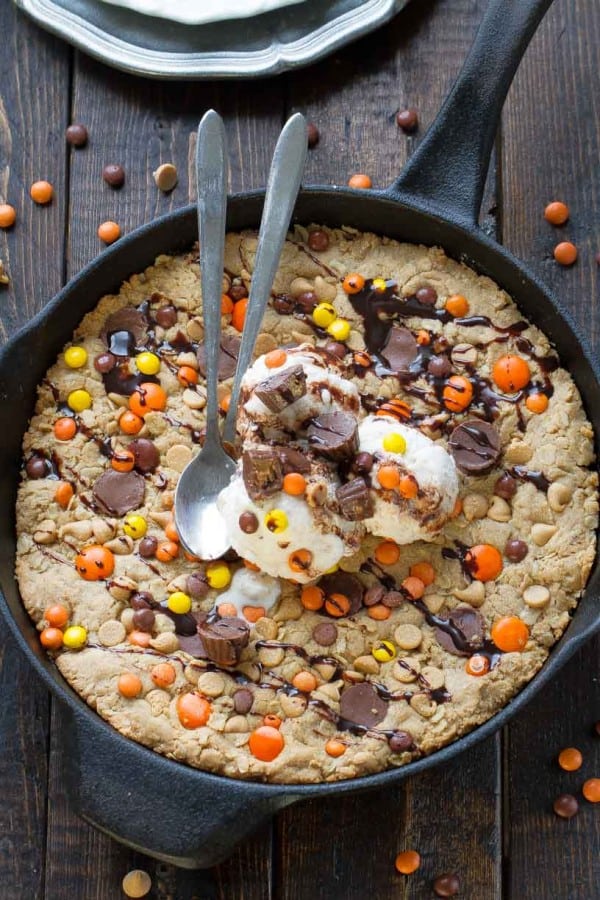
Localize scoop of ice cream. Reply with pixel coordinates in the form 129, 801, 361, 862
238, 344, 360, 441
217, 464, 363, 583
356, 414, 458, 543
214, 568, 281, 619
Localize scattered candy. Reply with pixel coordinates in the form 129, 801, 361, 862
97, 220, 121, 244
382, 432, 407, 454
465, 654, 490, 676
396, 107, 419, 133
327, 318, 351, 341
544, 200, 569, 225
372, 277, 387, 292
312, 302, 337, 328
65, 123, 88, 147
177, 365, 198, 387
64, 345, 88, 368
372, 640, 396, 663
129, 382, 167, 417
40, 627, 63, 650
177, 692, 212, 728
264, 509, 288, 534
119, 410, 144, 434
525, 391, 549, 413
433, 873, 461, 897
490, 616, 529, 652
307, 122, 320, 147
45, 604, 69, 627
122, 869, 152, 898
135, 351, 161, 375
558, 747, 583, 771
30, 180, 53, 204
367, 604, 391, 621
151, 662, 176, 687
288, 548, 313, 574
582, 778, 600, 802
167, 591, 192, 614
75, 545, 114, 581
155, 540, 179, 562
283, 472, 306, 496
111, 449, 135, 472
395, 849, 421, 874
301, 585, 324, 611
374, 540, 400, 566
54, 482, 74, 508
53, 417, 77, 441
465, 544, 503, 581
292, 671, 318, 692
62, 625, 88, 649
553, 793, 579, 819
0, 204, 16, 228
342, 273, 365, 294
242, 605, 266, 623
205, 562, 231, 589
324, 592, 351, 617
118, 673, 143, 698
123, 514, 147, 539
554, 240, 578, 266
153, 162, 178, 192
492, 354, 530, 392
409, 561, 435, 585
442, 374, 473, 412
249, 724, 284, 761
67, 389, 92, 412
401, 576, 425, 600
102, 163, 125, 188
264, 348, 287, 368
231, 297, 249, 331
347, 173, 372, 189
377, 465, 401, 489
444, 294, 469, 317
325, 738, 346, 757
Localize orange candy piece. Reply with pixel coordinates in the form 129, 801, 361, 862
54, 481, 74, 509
325, 739, 346, 758
263, 715, 282, 729
398, 475, 418, 499
325, 592, 351, 618
53, 417, 77, 441
401, 576, 425, 600
128, 630, 151, 648
217, 602, 237, 618
465, 654, 490, 676
554, 241, 578, 266
119, 410, 144, 435
443, 375, 473, 412
164, 520, 180, 543
111, 449, 135, 472
248, 724, 284, 761
301, 585, 324, 611
45, 604, 69, 628
525, 392, 549, 414
377, 465, 401, 490
492, 355, 531, 393
243, 605, 266, 623
75, 544, 115, 581
231, 297, 249, 332
177, 692, 211, 729
221, 294, 234, 315
129, 382, 167, 417
347, 173, 372, 189
466, 543, 503, 581
558, 747, 583, 772
155, 540, 179, 562
118, 673, 143, 698
288, 548, 312, 574
264, 349, 287, 368
409, 562, 435, 586
97, 220, 121, 244
177, 365, 198, 387
491, 616, 529, 652
0, 203, 16, 228
342, 273, 366, 294
30, 180, 53, 204
151, 662, 176, 688
292, 671, 318, 693
395, 850, 421, 875
374, 540, 400, 566
582, 778, 600, 803
40, 627, 64, 650
444, 294, 469, 317
367, 604, 391, 621
544, 201, 569, 226
283, 472, 306, 496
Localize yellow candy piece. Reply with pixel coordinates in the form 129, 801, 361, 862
372, 640, 396, 663
67, 389, 92, 413
323, 562, 339, 574
123, 514, 147, 539
326, 318, 351, 342
264, 509, 288, 534
64, 346, 88, 368
63, 625, 88, 649
167, 591, 192, 614
312, 302, 337, 329
383, 432, 407, 454
372, 277, 387, 293
206, 562, 231, 590
136, 351, 161, 376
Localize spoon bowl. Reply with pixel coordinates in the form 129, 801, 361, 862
174, 439, 236, 559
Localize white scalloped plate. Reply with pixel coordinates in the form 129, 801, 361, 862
98, 0, 307, 26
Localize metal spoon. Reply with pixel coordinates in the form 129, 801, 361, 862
175, 112, 308, 559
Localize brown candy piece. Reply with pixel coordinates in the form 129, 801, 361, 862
196, 335, 240, 381
92, 470, 145, 516
254, 364, 307, 413
277, 446, 311, 475
100, 307, 148, 350
553, 793, 579, 819
198, 617, 250, 667
319, 571, 364, 615
26, 454, 51, 479
307, 411, 358, 461
233, 688, 254, 714
129, 438, 160, 473
433, 874, 461, 898
434, 607, 485, 657
505, 538, 528, 562
340, 683, 388, 728
177, 632, 207, 658
389, 731, 413, 752
448, 419, 501, 475
239, 511, 259, 534
186, 572, 209, 599
242, 447, 283, 500
381, 326, 419, 375
312, 622, 338, 646
336, 477, 374, 521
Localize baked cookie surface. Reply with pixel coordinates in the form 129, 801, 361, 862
16, 225, 598, 783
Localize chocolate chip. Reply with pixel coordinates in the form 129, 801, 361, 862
416, 285, 437, 306
162, 607, 199, 636
100, 307, 148, 349
254, 364, 307, 413
129, 438, 160, 473
381, 326, 419, 375
352, 451, 374, 475
25, 455, 50, 479
307, 122, 320, 148
494, 473, 517, 499
242, 447, 283, 500
295, 291, 318, 312
427, 355, 452, 378
102, 163, 125, 188
133, 608, 155, 632
433, 873, 460, 897
197, 335, 240, 381
272, 294, 296, 315
177, 632, 207, 658
66, 124, 88, 147
239, 511, 259, 534
323, 341, 347, 360
339, 683, 388, 728
155, 304, 178, 328
94, 351, 116, 373
138, 536, 158, 558
396, 108, 418, 133
229, 283, 248, 302
312, 622, 338, 646
363, 584, 385, 607
389, 730, 413, 752
319, 571, 364, 615
434, 607, 485, 657
308, 230, 329, 252
336, 477, 374, 521
198, 617, 250, 667
277, 447, 311, 475
307, 411, 358, 461
233, 688, 254, 714
131, 591, 154, 609
92, 470, 145, 516
186, 572, 209, 599
382, 590, 405, 608
448, 419, 501, 475
553, 793, 579, 819
505, 538, 528, 562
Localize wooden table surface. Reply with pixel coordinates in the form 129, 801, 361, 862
1, 0, 599, 897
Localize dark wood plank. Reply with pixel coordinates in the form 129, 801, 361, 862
502, 1, 600, 896
43, 55, 284, 899
278, 3, 502, 898
0, 6, 70, 899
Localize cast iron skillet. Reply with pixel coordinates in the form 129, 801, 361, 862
1, 0, 597, 869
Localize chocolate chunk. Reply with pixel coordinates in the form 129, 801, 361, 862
363, 584, 385, 607
233, 688, 254, 714
155, 304, 178, 328
340, 683, 388, 728
196, 335, 240, 381
389, 731, 414, 752
131, 591, 154, 609
92, 470, 145, 516
494, 472, 518, 499
242, 448, 283, 500
336, 477, 374, 521
160, 606, 198, 636
25, 454, 51, 479
381, 326, 418, 375
352, 451, 374, 475
132, 608, 155, 632
101, 365, 159, 397
427, 355, 452, 378
177, 632, 207, 658
307, 411, 358, 461
138, 536, 158, 558
272, 294, 296, 315
254, 364, 307, 413
186, 572, 209, 599
129, 438, 160, 473
323, 341, 347, 360
312, 622, 338, 646
448, 419, 501, 475
434, 607, 485, 657
319, 571, 364, 615
100, 307, 148, 350
277, 447, 311, 475
239, 511, 259, 534
198, 617, 250, 667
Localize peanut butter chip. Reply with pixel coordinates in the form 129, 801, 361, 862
122, 869, 152, 899
165, 444, 193, 472
394, 624, 423, 650
523, 584, 550, 608
98, 619, 126, 647
421, 666, 445, 690
393, 658, 420, 683
531, 523, 558, 546
197, 671, 226, 697
150, 632, 179, 654
409, 694, 437, 718
280, 693, 307, 717
153, 163, 178, 192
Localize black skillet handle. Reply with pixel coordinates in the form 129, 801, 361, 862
387, 0, 555, 225
60, 702, 298, 869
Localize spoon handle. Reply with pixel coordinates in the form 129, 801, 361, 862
223, 113, 308, 445
196, 110, 229, 450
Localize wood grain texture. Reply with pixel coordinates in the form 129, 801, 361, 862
502, 1, 600, 897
